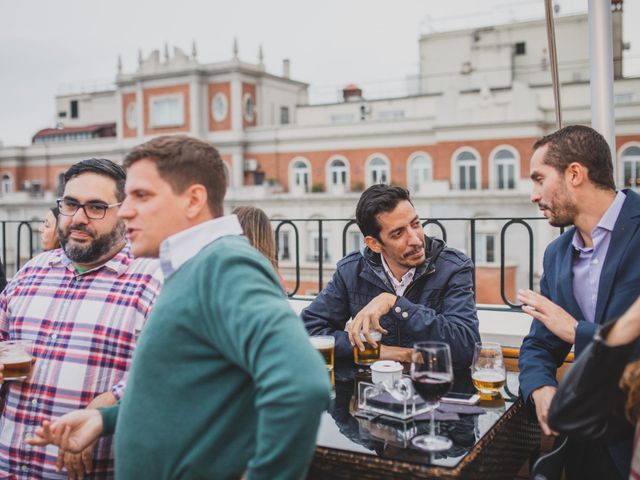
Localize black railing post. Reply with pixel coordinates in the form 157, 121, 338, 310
422, 219, 447, 243
469, 219, 477, 293
274, 220, 300, 297
342, 220, 357, 258
317, 219, 323, 293
1, 221, 6, 273
500, 219, 534, 308
16, 222, 34, 272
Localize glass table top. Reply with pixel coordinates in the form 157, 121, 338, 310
315, 361, 520, 469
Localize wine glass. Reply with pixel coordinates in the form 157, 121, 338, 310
471, 342, 506, 400
410, 341, 454, 451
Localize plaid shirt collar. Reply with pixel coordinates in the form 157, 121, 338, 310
48, 243, 133, 277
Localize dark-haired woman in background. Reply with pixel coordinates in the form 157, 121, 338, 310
38, 206, 60, 251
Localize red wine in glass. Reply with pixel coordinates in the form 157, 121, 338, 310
411, 372, 452, 403
410, 341, 454, 452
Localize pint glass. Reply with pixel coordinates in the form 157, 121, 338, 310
471, 342, 506, 399
353, 331, 382, 366
0, 340, 34, 381
310, 335, 335, 373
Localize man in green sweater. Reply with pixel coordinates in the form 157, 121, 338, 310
29, 135, 331, 479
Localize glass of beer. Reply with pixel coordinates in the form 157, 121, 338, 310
353, 331, 381, 366
471, 342, 506, 400
309, 335, 335, 374
0, 340, 34, 381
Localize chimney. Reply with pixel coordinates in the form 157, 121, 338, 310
282, 58, 290, 78
342, 84, 363, 102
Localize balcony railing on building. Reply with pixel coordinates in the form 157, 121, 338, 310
1, 216, 561, 314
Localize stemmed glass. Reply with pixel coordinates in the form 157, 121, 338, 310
410, 341, 454, 451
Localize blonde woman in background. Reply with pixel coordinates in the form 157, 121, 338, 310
233, 206, 286, 291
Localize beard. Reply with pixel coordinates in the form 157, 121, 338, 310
59, 221, 126, 264
540, 184, 578, 228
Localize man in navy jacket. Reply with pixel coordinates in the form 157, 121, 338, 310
518, 125, 640, 479
302, 184, 480, 369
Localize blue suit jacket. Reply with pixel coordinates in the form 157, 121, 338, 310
519, 188, 640, 476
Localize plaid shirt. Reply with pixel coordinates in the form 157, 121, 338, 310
0, 246, 162, 479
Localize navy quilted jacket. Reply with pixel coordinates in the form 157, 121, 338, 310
301, 236, 480, 369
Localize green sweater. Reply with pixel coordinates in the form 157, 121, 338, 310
99, 236, 331, 479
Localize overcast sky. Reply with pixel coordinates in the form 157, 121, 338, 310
0, 0, 638, 146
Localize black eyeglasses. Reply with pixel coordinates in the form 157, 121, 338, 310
56, 198, 122, 220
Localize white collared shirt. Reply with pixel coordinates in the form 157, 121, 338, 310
159, 215, 244, 279
381, 255, 415, 297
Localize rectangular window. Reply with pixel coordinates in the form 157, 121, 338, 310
280, 106, 290, 125
476, 233, 496, 264
309, 233, 330, 262
331, 114, 355, 124
277, 230, 291, 261
496, 162, 516, 190
459, 166, 467, 190
515, 42, 526, 55
507, 164, 515, 189
469, 165, 477, 189
377, 110, 405, 120
348, 231, 364, 254
149, 95, 185, 128
70, 100, 79, 119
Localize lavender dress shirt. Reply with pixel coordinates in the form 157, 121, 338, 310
572, 191, 627, 323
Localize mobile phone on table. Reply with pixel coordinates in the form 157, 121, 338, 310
440, 392, 480, 405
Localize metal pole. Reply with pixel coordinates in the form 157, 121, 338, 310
588, 0, 617, 180
544, 0, 562, 130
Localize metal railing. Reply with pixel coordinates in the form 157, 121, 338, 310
1, 217, 563, 313
0, 221, 39, 277
273, 216, 563, 311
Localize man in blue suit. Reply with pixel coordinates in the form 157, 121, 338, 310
518, 125, 640, 479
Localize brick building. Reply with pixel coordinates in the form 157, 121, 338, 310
1, 5, 639, 302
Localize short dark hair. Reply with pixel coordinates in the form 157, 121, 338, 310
50, 206, 60, 221
533, 125, 615, 191
356, 184, 412, 240
63, 158, 126, 201
124, 135, 227, 217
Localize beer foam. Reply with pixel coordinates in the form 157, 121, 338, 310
309, 336, 335, 349
358, 331, 382, 341
2, 353, 31, 363
472, 370, 505, 382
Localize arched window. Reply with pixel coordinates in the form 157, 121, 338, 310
622, 145, 640, 188
329, 158, 347, 186
289, 158, 311, 193
492, 148, 518, 190
327, 156, 349, 193
1, 174, 13, 194
366, 155, 390, 187
408, 153, 433, 193
454, 149, 479, 190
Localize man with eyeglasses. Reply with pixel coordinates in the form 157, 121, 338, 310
0, 158, 162, 479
